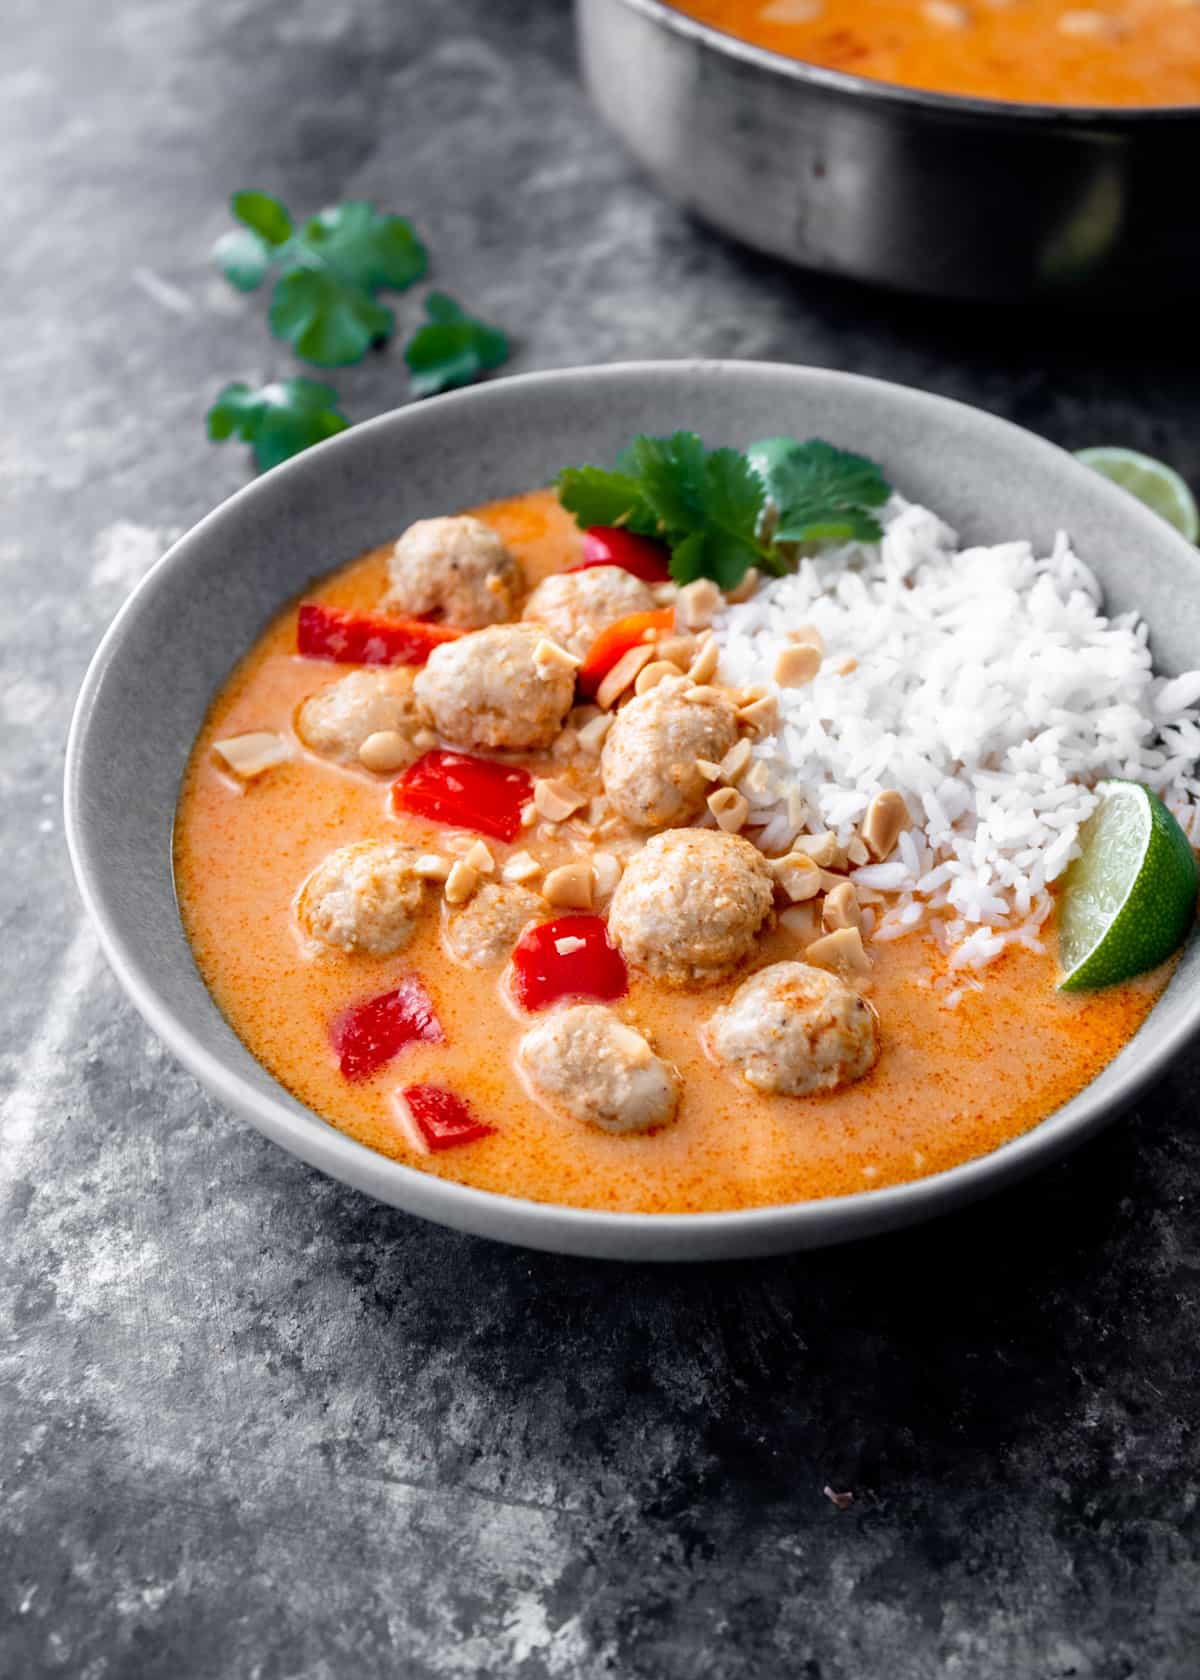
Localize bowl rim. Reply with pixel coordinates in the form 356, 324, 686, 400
595, 0, 1200, 125
64, 359, 1200, 1259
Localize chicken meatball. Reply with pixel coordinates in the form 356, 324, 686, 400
414, 623, 576, 751
295, 669, 417, 766
602, 682, 738, 830
383, 515, 523, 628
442, 882, 542, 969
522, 566, 654, 661
705, 961, 879, 1096
297, 840, 428, 956
608, 828, 774, 985
519, 1004, 678, 1134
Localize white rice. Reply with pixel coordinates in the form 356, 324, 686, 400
714, 497, 1200, 970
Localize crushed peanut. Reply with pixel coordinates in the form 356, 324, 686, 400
357, 730, 413, 774
779, 903, 820, 941
636, 659, 684, 695
213, 731, 290, 780
683, 685, 726, 706
822, 881, 862, 933
542, 860, 594, 910
675, 578, 722, 631
444, 860, 479, 906
846, 836, 870, 867
861, 789, 909, 861
834, 657, 857, 677
793, 831, 841, 868
576, 711, 614, 753
464, 839, 495, 874
596, 644, 655, 709
412, 727, 439, 751
737, 693, 779, 736
769, 852, 822, 902
718, 738, 753, 782
533, 637, 580, 679
414, 854, 452, 883
741, 758, 772, 797
695, 757, 724, 782
687, 636, 720, 685
788, 624, 824, 653
656, 635, 697, 668
805, 925, 871, 974
591, 851, 623, 899
773, 644, 822, 688
502, 851, 541, 884
707, 786, 750, 832
534, 777, 587, 822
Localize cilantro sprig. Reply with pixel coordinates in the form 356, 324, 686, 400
213, 191, 428, 366
404, 293, 509, 397
557, 433, 891, 589
206, 378, 348, 472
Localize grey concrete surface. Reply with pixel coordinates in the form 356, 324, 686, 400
3, 1, 1199, 1675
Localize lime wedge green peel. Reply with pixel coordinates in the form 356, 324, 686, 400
1058, 781, 1198, 991
1075, 447, 1199, 543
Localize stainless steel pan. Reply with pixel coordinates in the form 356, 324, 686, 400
576, 0, 1200, 303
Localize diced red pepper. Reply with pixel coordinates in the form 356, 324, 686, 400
568, 526, 672, 584
402, 1084, 496, 1152
298, 602, 462, 668
330, 978, 443, 1082
577, 608, 676, 697
509, 914, 628, 1011
393, 750, 532, 843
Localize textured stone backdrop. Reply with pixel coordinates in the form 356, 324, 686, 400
2, 2, 1198, 1675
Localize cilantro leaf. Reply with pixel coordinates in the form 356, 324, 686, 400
206, 377, 349, 473
403, 293, 509, 397
752, 437, 891, 546
213, 193, 428, 366
556, 466, 660, 535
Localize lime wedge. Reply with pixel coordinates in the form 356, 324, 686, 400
1058, 780, 1197, 991
1075, 447, 1199, 543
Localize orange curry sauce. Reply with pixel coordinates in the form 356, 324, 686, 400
669, 0, 1200, 107
173, 490, 1163, 1215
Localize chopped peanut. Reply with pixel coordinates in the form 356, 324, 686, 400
788, 624, 824, 653
822, 881, 861, 933
414, 854, 452, 883
741, 758, 772, 797
576, 711, 615, 753
591, 851, 623, 899
568, 704, 603, 733
502, 851, 541, 884
769, 852, 822, 902
534, 777, 587, 822
695, 757, 724, 782
357, 730, 413, 774
675, 578, 722, 631
636, 659, 684, 695
656, 634, 697, 668
861, 789, 909, 861
651, 582, 678, 607
213, 731, 290, 780
805, 925, 871, 974
533, 637, 580, 679
687, 635, 720, 685
444, 860, 479, 906
542, 861, 594, 910
595, 644, 655, 709
834, 657, 857, 677
718, 738, 752, 782
773, 644, 822, 688
846, 836, 870, 867
707, 786, 750, 833
684, 685, 726, 706
793, 831, 841, 868
779, 903, 820, 942
464, 839, 495, 874
737, 693, 779, 736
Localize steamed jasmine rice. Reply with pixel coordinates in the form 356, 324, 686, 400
714, 498, 1200, 973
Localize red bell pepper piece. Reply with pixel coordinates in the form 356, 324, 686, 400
393, 750, 532, 843
577, 608, 676, 698
509, 914, 628, 1011
402, 1084, 496, 1152
330, 978, 443, 1082
298, 602, 462, 668
568, 526, 673, 584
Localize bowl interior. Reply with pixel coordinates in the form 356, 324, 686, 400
65, 361, 1200, 1259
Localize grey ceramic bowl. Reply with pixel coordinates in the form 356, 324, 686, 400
65, 361, 1200, 1260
